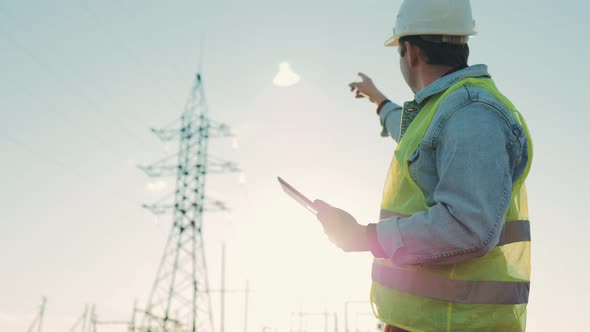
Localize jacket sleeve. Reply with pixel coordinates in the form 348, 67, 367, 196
375, 102, 521, 265
378, 101, 403, 142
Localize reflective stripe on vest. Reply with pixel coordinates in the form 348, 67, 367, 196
498, 220, 530, 245
372, 263, 529, 304
379, 209, 531, 246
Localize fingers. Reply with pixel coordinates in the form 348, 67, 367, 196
313, 199, 329, 219
358, 72, 371, 82
349, 73, 373, 97
349, 73, 371, 88
349, 83, 366, 99
313, 199, 330, 210
313, 200, 339, 229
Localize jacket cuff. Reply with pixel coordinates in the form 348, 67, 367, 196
367, 223, 388, 258
376, 99, 391, 115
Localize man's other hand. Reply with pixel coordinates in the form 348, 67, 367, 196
313, 199, 369, 252
348, 73, 387, 105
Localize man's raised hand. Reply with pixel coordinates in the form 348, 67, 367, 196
348, 73, 387, 105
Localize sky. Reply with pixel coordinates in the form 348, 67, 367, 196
0, 0, 589, 331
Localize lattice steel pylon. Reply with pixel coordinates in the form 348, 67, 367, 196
138, 71, 238, 332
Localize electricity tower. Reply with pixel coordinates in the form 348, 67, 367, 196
138, 71, 238, 332
26, 296, 47, 332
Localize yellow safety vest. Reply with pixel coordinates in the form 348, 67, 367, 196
371, 77, 533, 332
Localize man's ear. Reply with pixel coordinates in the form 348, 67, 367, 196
406, 42, 420, 67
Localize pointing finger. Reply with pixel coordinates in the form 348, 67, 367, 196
358, 72, 370, 82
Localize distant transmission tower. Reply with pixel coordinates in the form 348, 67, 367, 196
138, 71, 238, 332
68, 305, 89, 332
26, 296, 47, 332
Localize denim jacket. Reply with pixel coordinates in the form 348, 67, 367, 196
375, 64, 530, 265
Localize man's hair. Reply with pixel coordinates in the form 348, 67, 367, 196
399, 35, 470, 68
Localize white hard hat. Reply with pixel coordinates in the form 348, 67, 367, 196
385, 0, 477, 47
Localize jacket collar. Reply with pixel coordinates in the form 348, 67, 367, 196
414, 64, 491, 104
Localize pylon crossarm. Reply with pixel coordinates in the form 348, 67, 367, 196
208, 121, 234, 138
138, 165, 178, 177
151, 128, 181, 141
142, 203, 174, 215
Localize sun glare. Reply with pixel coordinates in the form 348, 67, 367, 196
273, 61, 301, 87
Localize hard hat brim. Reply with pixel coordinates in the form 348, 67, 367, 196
384, 36, 400, 47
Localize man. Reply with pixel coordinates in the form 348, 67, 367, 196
313, 0, 533, 331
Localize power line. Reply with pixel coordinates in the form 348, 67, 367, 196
0, 133, 86, 178
0, 81, 139, 165
115, 0, 211, 83
78, 1, 187, 111
112, 1, 192, 82
0, 7, 169, 146
0, 66, 152, 181
0, 2, 214, 155
0, 24, 148, 146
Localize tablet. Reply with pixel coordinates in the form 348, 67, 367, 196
277, 176, 318, 215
